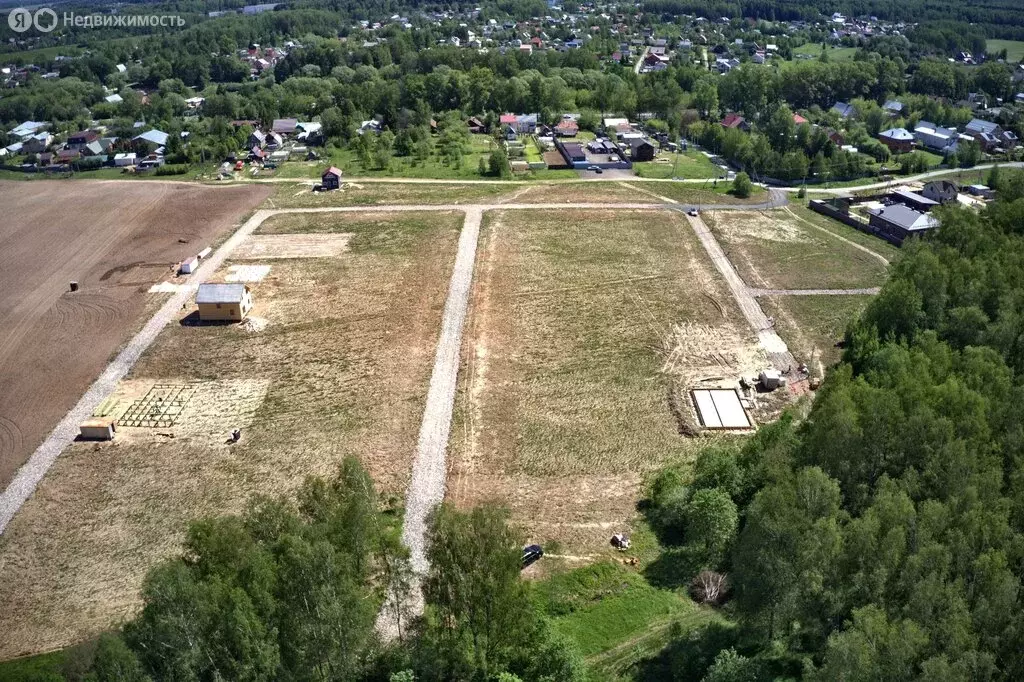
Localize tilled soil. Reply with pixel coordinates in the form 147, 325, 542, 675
0, 180, 270, 488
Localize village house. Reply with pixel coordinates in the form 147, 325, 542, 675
868, 203, 940, 245
922, 180, 960, 204
66, 130, 100, 149
878, 127, 914, 153
831, 101, 856, 119
720, 113, 748, 131
554, 116, 579, 137
21, 131, 53, 154
272, 118, 299, 136
628, 138, 656, 161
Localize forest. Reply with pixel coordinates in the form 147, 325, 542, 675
638, 167, 1024, 680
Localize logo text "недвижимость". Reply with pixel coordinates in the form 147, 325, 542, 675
8, 8, 185, 33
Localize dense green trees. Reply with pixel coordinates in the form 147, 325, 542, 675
77, 458, 580, 681
649, 173, 1024, 680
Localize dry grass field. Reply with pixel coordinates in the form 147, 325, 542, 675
0, 210, 462, 659
760, 294, 873, 369
446, 209, 766, 556
265, 181, 514, 208
705, 209, 890, 291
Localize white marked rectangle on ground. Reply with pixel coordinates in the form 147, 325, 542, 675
225, 264, 272, 282
693, 390, 722, 428
692, 388, 750, 429
233, 233, 354, 260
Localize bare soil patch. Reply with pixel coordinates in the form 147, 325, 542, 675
0, 210, 461, 659
447, 209, 763, 555
233, 233, 354, 259
0, 180, 270, 489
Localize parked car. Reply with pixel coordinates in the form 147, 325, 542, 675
587, 165, 601, 171
688, 208, 699, 216
234, 160, 244, 171
522, 544, 543, 568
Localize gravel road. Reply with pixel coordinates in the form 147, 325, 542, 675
400, 207, 483, 574
684, 213, 795, 369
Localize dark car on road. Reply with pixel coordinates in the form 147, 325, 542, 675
522, 544, 543, 568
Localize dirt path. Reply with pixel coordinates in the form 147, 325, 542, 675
749, 287, 881, 296
683, 213, 795, 369
782, 205, 890, 266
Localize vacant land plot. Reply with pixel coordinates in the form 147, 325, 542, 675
0, 210, 462, 659
785, 203, 900, 263
265, 181, 514, 208
0, 180, 270, 489
760, 294, 873, 369
705, 209, 889, 290
510, 181, 761, 206
447, 209, 765, 554
987, 39, 1024, 62
792, 42, 858, 61
633, 151, 723, 179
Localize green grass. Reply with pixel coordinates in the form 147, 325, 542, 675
785, 203, 900, 263
792, 42, 859, 61
760, 294, 874, 367
536, 559, 723, 681
643, 181, 767, 205
987, 39, 1024, 62
0, 650, 65, 682
276, 134, 498, 180
633, 150, 722, 180
524, 138, 544, 164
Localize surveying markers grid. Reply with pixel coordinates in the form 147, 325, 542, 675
119, 384, 198, 428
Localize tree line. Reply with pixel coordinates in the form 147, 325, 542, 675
640, 167, 1024, 680
60, 457, 582, 682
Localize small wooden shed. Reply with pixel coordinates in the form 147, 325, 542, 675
321, 166, 343, 190
196, 283, 253, 322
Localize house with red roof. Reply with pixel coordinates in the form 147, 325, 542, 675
720, 113, 748, 131
321, 166, 342, 190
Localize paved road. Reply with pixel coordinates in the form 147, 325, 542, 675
749, 287, 880, 297
779, 162, 1023, 195
683, 213, 795, 369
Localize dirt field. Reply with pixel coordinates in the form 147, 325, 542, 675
705, 209, 889, 291
0, 180, 270, 489
0, 210, 461, 659
446, 209, 766, 557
